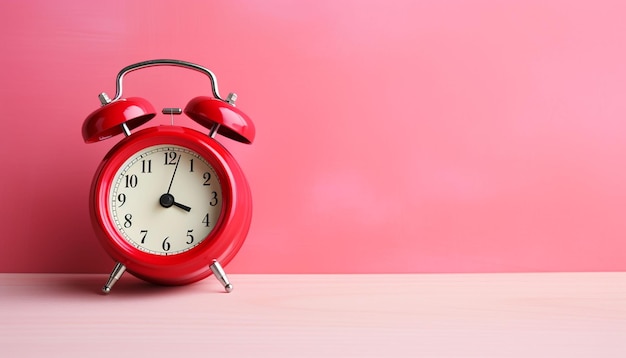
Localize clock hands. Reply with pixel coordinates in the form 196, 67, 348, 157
159, 153, 192, 212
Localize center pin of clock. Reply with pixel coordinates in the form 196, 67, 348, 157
159, 193, 175, 207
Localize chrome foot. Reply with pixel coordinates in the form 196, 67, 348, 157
102, 262, 126, 294
209, 259, 233, 293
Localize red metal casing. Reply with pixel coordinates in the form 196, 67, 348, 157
89, 125, 252, 285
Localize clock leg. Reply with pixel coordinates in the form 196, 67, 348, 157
209, 259, 233, 293
102, 262, 126, 294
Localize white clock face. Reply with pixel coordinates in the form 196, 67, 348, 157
109, 144, 223, 255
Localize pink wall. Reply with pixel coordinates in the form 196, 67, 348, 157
1, 0, 625, 274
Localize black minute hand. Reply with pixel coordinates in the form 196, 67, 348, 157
166, 154, 181, 194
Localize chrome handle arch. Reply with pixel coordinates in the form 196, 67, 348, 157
110, 59, 225, 102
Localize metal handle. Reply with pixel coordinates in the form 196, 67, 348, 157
110, 59, 225, 102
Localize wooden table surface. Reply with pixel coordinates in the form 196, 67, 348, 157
1, 272, 625, 357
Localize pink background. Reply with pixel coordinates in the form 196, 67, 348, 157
1, 0, 625, 274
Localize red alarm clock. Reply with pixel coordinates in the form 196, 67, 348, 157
82, 59, 255, 294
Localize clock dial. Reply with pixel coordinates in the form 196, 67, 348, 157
109, 144, 223, 255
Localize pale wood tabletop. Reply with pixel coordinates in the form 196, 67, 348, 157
1, 273, 625, 357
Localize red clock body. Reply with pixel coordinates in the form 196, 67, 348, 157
89, 125, 252, 286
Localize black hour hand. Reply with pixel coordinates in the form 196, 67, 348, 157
159, 193, 191, 212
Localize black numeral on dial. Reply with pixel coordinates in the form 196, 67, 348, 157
125, 175, 138, 188
124, 214, 132, 228
164, 152, 177, 165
